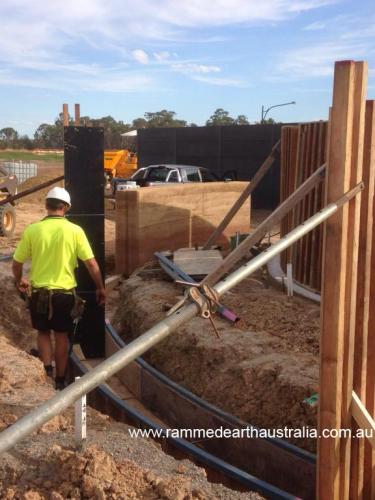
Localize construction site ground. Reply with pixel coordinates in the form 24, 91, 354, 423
113, 267, 319, 453
0, 169, 262, 499
0, 167, 319, 497
0, 272, 258, 499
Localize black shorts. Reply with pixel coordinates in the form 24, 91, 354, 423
30, 291, 75, 332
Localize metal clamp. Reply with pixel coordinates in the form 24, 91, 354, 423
167, 282, 221, 338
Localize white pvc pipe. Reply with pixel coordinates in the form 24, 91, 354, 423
267, 255, 321, 303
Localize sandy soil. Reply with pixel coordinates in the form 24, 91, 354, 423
113, 269, 319, 452
0, 170, 262, 499
0, 165, 319, 498
0, 262, 261, 499
0, 334, 259, 499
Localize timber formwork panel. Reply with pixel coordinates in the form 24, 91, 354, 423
280, 121, 327, 291
358, 100, 375, 499
279, 61, 375, 499
350, 99, 375, 499
318, 60, 374, 500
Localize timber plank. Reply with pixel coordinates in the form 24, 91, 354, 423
339, 60, 367, 500
318, 60, 357, 500
363, 100, 375, 500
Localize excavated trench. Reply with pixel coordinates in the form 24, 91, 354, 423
113, 267, 320, 453
0, 261, 261, 500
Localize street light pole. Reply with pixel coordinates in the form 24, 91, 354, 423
261, 101, 296, 123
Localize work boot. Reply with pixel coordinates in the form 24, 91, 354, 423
55, 376, 66, 391
44, 365, 53, 378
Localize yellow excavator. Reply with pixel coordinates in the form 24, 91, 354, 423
104, 149, 137, 181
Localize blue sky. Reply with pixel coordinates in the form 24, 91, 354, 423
0, 0, 374, 136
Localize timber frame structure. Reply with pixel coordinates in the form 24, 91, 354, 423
318, 60, 375, 499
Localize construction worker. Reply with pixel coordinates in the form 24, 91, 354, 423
12, 187, 105, 390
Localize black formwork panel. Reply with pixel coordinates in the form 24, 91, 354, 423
221, 125, 282, 209
137, 124, 282, 209
176, 127, 221, 173
64, 126, 105, 358
138, 128, 176, 167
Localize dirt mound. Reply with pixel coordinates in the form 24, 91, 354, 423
0, 444, 210, 499
0, 265, 36, 351
114, 274, 319, 452
18, 175, 64, 205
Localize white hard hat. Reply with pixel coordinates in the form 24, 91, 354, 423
46, 187, 71, 207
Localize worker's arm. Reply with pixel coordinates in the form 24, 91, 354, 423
83, 258, 106, 305
12, 259, 29, 293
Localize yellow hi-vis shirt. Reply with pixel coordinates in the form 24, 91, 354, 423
13, 216, 94, 290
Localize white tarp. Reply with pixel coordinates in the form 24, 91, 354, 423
121, 130, 137, 137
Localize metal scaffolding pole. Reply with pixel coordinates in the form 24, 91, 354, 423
0, 182, 363, 453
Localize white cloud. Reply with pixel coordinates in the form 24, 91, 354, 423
0, 67, 154, 93
154, 51, 172, 61
0, 0, 343, 93
132, 49, 149, 64
273, 41, 368, 79
147, 0, 338, 27
0, 0, 340, 59
172, 63, 221, 74
303, 14, 358, 31
192, 75, 248, 87
303, 20, 328, 30
272, 14, 375, 80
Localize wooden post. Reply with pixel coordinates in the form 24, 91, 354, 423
74, 104, 80, 126
286, 263, 293, 297
339, 61, 367, 499
318, 60, 367, 500
362, 100, 375, 500
349, 100, 375, 498
62, 103, 69, 126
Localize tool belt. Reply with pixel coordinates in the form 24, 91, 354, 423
32, 287, 85, 321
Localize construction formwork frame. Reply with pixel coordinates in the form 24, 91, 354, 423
318, 60, 375, 499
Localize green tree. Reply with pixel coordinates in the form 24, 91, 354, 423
143, 110, 187, 128
131, 117, 148, 129
89, 116, 131, 148
235, 114, 249, 125
18, 135, 34, 150
256, 117, 279, 125
34, 122, 63, 148
206, 108, 235, 126
0, 127, 19, 148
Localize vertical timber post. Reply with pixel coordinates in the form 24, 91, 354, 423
339, 61, 367, 499
64, 126, 105, 357
363, 101, 375, 499
318, 60, 367, 499
74, 104, 80, 126
63, 104, 69, 126
350, 100, 375, 498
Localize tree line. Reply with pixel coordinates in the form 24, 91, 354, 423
0, 108, 275, 150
